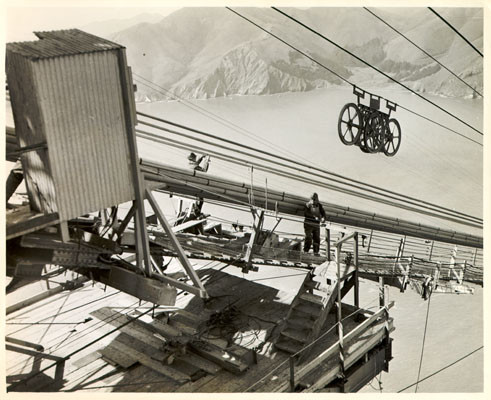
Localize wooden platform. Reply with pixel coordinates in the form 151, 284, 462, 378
6, 205, 60, 240
5, 260, 392, 393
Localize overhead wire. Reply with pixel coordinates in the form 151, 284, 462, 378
132, 74, 328, 169
138, 129, 481, 231
428, 7, 483, 58
223, 7, 482, 146
364, 7, 482, 97
139, 128, 482, 230
133, 70, 482, 222
136, 115, 483, 226
138, 115, 483, 228
269, 7, 483, 137
397, 345, 483, 392
415, 290, 432, 392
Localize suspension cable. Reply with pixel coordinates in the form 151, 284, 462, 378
224, 8, 482, 146
428, 7, 483, 58
364, 7, 482, 97
137, 128, 483, 229
136, 112, 482, 225
268, 7, 482, 136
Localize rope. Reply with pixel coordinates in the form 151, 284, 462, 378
270, 7, 483, 136
428, 7, 483, 58
415, 289, 432, 392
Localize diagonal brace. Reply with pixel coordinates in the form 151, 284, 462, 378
145, 188, 208, 298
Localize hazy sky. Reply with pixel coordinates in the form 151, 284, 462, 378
5, 6, 180, 42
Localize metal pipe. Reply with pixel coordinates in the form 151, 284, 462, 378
141, 162, 482, 249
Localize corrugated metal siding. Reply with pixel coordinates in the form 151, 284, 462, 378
7, 29, 122, 60
6, 51, 58, 213
33, 50, 135, 221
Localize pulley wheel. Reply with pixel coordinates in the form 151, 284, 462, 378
338, 103, 362, 145
383, 118, 402, 157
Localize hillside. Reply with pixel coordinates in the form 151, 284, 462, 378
107, 7, 482, 100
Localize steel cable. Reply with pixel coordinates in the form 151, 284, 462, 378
428, 7, 483, 57
364, 7, 482, 97
136, 115, 483, 226
269, 7, 483, 136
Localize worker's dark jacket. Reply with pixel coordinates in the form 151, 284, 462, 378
304, 201, 326, 226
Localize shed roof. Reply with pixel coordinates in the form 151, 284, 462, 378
6, 29, 123, 60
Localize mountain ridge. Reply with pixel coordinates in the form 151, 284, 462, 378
101, 7, 482, 101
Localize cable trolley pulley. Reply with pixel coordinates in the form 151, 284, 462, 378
338, 86, 402, 156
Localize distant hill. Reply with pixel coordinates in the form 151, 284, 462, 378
106, 7, 483, 100
82, 13, 165, 39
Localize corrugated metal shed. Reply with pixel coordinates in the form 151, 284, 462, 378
7, 29, 123, 59
6, 29, 136, 221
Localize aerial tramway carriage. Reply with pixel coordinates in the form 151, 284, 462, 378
338, 86, 402, 156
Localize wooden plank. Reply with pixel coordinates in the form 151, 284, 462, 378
294, 306, 391, 384
90, 307, 166, 351
6, 209, 60, 240
303, 323, 390, 392
178, 351, 222, 375
110, 337, 190, 383
169, 320, 198, 336
151, 273, 206, 298
6, 276, 88, 315
149, 317, 184, 339
189, 341, 248, 375
172, 218, 206, 233
281, 327, 309, 343
299, 292, 324, 306
71, 351, 102, 369
100, 265, 177, 305
99, 344, 137, 369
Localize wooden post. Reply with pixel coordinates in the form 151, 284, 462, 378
289, 356, 295, 392
116, 50, 152, 277
113, 202, 136, 242
449, 245, 457, 279
354, 233, 359, 308
367, 229, 373, 253
243, 210, 264, 272
59, 221, 70, 243
379, 276, 385, 308
335, 244, 344, 380
146, 188, 208, 298
326, 228, 331, 261
394, 237, 405, 290
178, 199, 183, 216
429, 240, 434, 261
473, 248, 478, 266
434, 262, 441, 287
462, 260, 467, 282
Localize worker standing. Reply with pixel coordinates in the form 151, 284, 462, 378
303, 192, 326, 255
